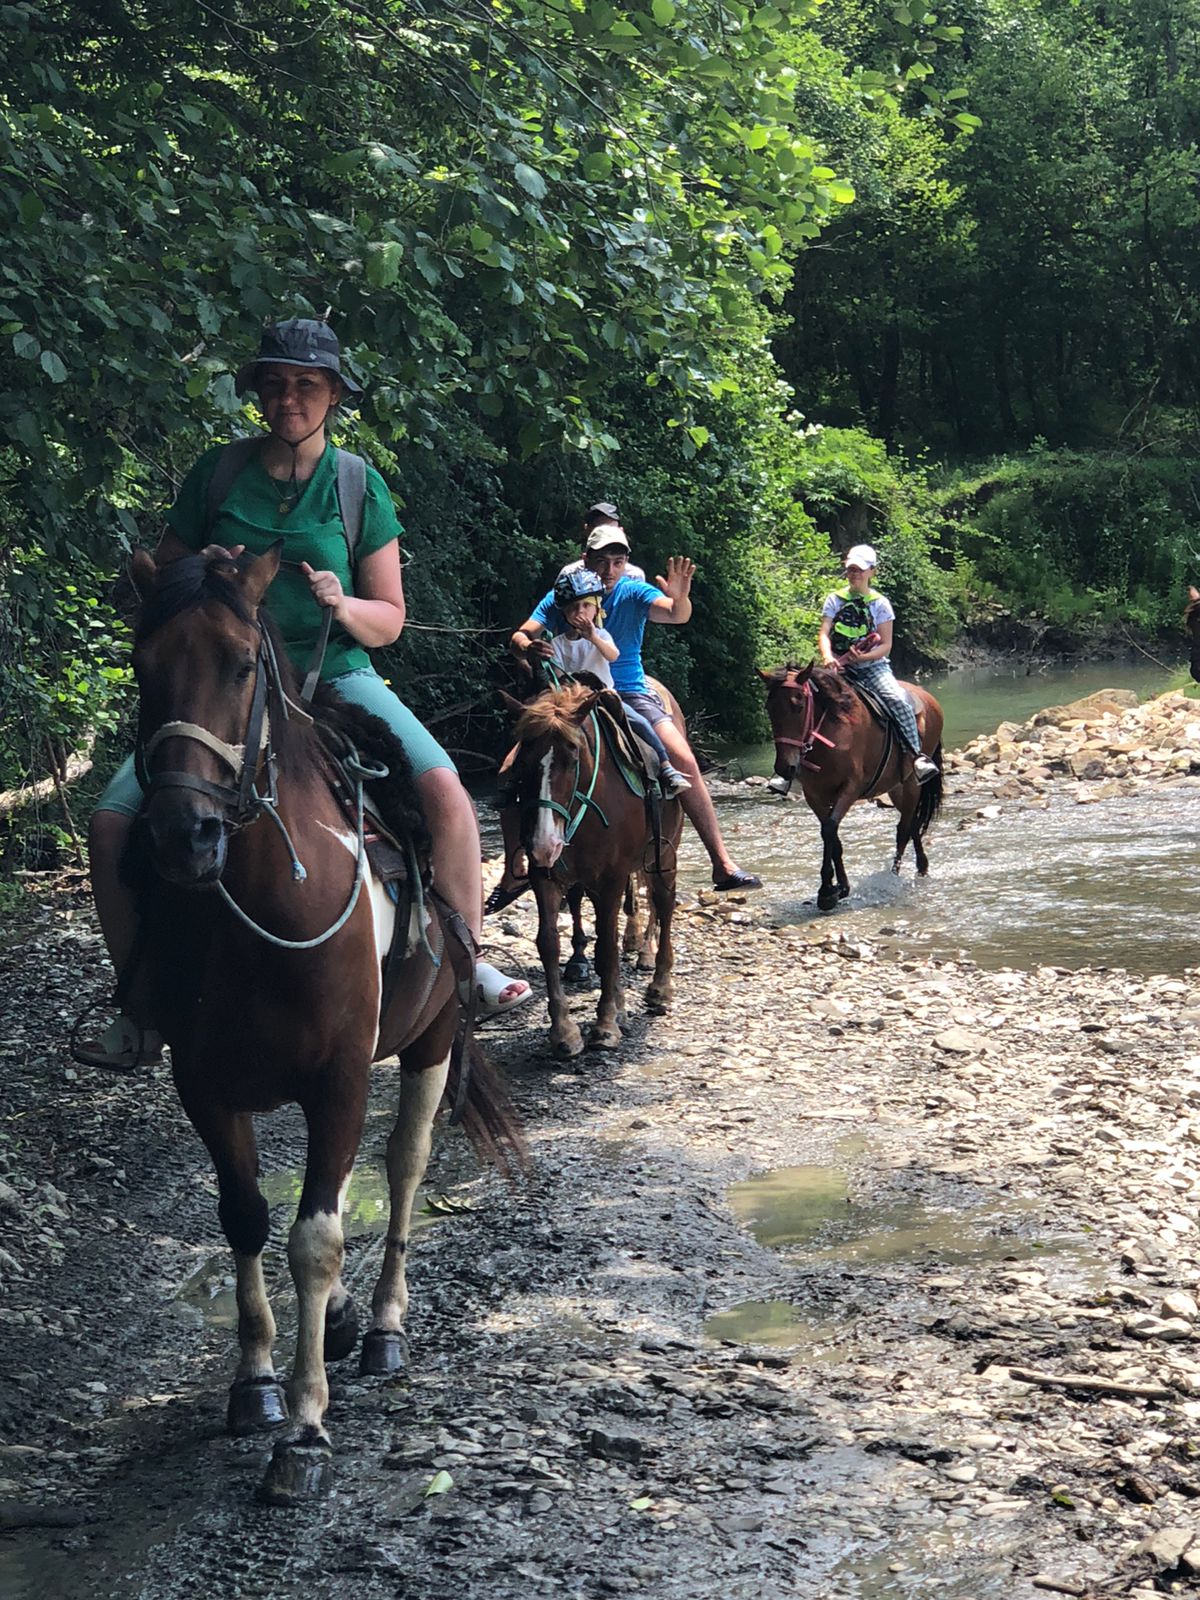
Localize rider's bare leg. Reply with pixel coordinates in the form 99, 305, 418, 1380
416, 769, 527, 1006
89, 809, 152, 1024
653, 719, 746, 883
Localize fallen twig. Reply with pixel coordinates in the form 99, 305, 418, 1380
1032, 1577, 1089, 1597
1009, 1367, 1174, 1402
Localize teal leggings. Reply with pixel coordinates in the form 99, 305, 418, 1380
94, 667, 456, 819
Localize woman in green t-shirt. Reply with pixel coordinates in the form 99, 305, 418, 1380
78, 320, 529, 1069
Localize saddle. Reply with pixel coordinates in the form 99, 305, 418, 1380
849, 679, 925, 740
319, 732, 442, 1027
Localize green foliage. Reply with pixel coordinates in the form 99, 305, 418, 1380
0, 544, 132, 787
791, 425, 958, 661
937, 449, 1200, 637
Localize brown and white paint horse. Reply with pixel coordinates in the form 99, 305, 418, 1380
125, 546, 520, 1504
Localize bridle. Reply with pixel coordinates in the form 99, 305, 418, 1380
771, 674, 836, 772
537, 712, 610, 843
136, 615, 379, 951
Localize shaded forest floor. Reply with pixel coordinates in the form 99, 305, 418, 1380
1, 855, 1199, 1598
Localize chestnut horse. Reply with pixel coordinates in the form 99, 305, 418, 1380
1188, 586, 1200, 682
759, 663, 944, 910
123, 547, 520, 1505
503, 682, 683, 1057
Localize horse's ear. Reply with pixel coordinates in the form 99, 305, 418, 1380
239, 540, 283, 607
498, 689, 525, 718
755, 667, 775, 683
130, 549, 157, 599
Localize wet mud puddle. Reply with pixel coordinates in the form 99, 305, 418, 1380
706, 1136, 1098, 1354
175, 1160, 457, 1330
708, 1140, 1102, 1598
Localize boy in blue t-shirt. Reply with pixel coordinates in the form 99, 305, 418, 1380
486, 520, 761, 912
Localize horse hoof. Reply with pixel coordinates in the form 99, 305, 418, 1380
644, 986, 672, 1016
588, 1026, 622, 1052
816, 891, 839, 912
636, 955, 655, 974
563, 956, 591, 985
323, 1296, 359, 1363
258, 1430, 332, 1507
838, 885, 850, 900
226, 1376, 289, 1437
553, 1034, 585, 1060
360, 1328, 410, 1378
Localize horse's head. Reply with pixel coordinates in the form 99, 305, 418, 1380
757, 663, 817, 782
503, 684, 599, 870
129, 544, 283, 885
1188, 587, 1200, 684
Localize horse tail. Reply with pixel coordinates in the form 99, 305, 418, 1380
914, 743, 944, 838
447, 1040, 530, 1180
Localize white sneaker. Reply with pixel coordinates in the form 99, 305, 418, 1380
913, 755, 938, 783
661, 765, 692, 796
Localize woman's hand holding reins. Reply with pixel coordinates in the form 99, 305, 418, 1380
300, 562, 346, 618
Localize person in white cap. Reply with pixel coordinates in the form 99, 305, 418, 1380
494, 517, 762, 907
809, 544, 937, 782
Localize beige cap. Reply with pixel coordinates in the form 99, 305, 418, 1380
585, 523, 630, 552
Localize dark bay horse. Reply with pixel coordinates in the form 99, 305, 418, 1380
125, 546, 520, 1505
502, 682, 683, 1057
759, 663, 944, 910
1188, 586, 1200, 681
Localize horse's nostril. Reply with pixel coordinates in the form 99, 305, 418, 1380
192, 814, 223, 850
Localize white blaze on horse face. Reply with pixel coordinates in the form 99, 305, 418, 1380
530, 750, 565, 869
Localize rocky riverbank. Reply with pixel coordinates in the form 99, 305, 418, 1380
946, 687, 1200, 804
2, 853, 1200, 1597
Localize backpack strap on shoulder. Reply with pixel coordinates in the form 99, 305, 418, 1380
334, 448, 367, 569
204, 436, 264, 536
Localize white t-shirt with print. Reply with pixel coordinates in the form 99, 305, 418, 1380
550, 629, 616, 687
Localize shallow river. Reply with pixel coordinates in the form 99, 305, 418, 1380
697, 659, 1200, 977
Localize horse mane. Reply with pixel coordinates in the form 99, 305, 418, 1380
766, 661, 857, 716
134, 554, 256, 642
514, 684, 592, 748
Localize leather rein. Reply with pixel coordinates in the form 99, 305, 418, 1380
135, 618, 376, 950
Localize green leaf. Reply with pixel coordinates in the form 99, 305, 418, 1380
828, 182, 856, 204
40, 350, 67, 383
367, 240, 405, 288
952, 112, 982, 131
652, 0, 675, 22
425, 1471, 454, 1497
687, 425, 710, 448
581, 151, 613, 181
629, 1496, 653, 1510
746, 126, 770, 151
12, 331, 40, 360
20, 192, 44, 226
513, 162, 547, 200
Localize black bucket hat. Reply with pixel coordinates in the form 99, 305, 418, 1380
234, 318, 363, 400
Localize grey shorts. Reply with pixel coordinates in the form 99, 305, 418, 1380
620, 688, 673, 728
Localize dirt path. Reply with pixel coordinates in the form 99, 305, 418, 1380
2, 853, 1199, 1599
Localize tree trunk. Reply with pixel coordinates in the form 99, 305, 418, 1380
994, 328, 1018, 440
876, 320, 901, 447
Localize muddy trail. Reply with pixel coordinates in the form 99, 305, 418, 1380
3, 850, 1200, 1600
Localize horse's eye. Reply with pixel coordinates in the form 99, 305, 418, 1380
236, 660, 255, 683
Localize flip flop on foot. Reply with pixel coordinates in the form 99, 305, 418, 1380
72, 1013, 164, 1073
712, 869, 762, 892
483, 879, 529, 916
468, 962, 534, 1020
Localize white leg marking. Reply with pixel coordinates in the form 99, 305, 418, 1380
371, 1054, 450, 1334
530, 751, 565, 868
233, 1250, 277, 1380
287, 1209, 344, 1435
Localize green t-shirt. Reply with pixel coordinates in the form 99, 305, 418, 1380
167, 440, 402, 681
